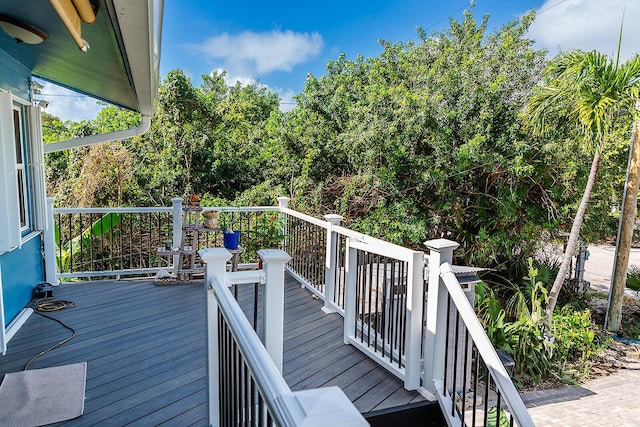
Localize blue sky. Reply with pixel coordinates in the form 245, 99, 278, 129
44, 0, 640, 121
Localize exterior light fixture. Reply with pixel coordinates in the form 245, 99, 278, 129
0, 14, 48, 44
49, 0, 97, 52
30, 81, 44, 95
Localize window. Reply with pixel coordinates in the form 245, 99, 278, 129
13, 107, 29, 231
0, 92, 45, 251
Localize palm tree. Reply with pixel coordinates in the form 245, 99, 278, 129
525, 49, 640, 329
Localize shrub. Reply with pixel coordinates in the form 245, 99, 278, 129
550, 307, 606, 382
626, 265, 640, 293
477, 258, 606, 386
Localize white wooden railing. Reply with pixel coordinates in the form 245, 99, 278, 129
200, 248, 367, 427
44, 196, 534, 426
424, 240, 534, 427
44, 197, 280, 282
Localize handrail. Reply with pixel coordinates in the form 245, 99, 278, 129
349, 237, 422, 263
280, 206, 330, 228
209, 275, 292, 425
53, 206, 172, 214
202, 247, 367, 427
439, 262, 535, 427
48, 203, 283, 280
203, 205, 277, 213
52, 205, 279, 214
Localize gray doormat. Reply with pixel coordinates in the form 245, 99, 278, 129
0, 362, 86, 426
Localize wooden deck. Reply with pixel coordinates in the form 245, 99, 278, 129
0, 274, 425, 426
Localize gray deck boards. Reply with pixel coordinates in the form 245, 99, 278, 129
0, 273, 424, 425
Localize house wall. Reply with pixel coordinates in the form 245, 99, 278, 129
1, 235, 43, 327
0, 48, 40, 328
0, 48, 30, 99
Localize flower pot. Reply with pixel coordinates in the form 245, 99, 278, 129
223, 230, 241, 250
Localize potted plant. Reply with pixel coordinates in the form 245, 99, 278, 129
218, 214, 241, 250
223, 229, 241, 250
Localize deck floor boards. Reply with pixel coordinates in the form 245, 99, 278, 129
0, 273, 424, 425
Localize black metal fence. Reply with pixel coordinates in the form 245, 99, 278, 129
353, 249, 409, 370
218, 310, 274, 426
282, 214, 326, 293
54, 209, 173, 277
441, 293, 520, 426
52, 206, 282, 279
435, 264, 534, 427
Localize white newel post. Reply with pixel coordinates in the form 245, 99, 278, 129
404, 250, 426, 390
171, 197, 183, 275
277, 196, 290, 211
199, 248, 232, 427
323, 214, 343, 314
44, 197, 59, 286
343, 238, 357, 345
258, 248, 291, 373
423, 239, 459, 395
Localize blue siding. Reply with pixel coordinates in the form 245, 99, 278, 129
0, 48, 30, 100
1, 235, 43, 327
1, 46, 36, 327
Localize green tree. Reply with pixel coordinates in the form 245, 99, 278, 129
283, 10, 559, 265
525, 50, 640, 329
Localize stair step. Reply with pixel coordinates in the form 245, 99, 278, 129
364, 401, 445, 427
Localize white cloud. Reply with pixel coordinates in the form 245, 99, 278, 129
212, 68, 255, 87
190, 30, 323, 78
39, 82, 102, 122
528, 0, 640, 61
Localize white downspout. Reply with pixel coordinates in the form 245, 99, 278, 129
43, 114, 151, 154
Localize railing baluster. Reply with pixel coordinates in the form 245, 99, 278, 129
444, 293, 451, 412
367, 252, 373, 348
452, 306, 460, 417
380, 257, 388, 359
461, 325, 470, 424
472, 346, 479, 426
253, 282, 259, 332
68, 212, 73, 272
483, 373, 491, 426
78, 212, 84, 271
399, 260, 407, 368
56, 213, 62, 270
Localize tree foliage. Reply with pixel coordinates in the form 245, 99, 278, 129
278, 11, 562, 265
43, 10, 633, 269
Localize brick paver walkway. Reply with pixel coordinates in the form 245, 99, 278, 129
521, 369, 640, 426
524, 245, 640, 425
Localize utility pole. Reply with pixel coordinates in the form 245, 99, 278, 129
606, 100, 640, 331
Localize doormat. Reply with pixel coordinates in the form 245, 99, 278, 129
0, 362, 86, 426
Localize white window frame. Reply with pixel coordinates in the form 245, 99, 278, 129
0, 91, 21, 252
13, 105, 30, 233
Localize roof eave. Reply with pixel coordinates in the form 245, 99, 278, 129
110, 0, 163, 116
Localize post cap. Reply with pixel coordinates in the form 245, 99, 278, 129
258, 249, 291, 264
199, 247, 232, 264
324, 214, 344, 224
424, 239, 459, 252
280, 386, 368, 426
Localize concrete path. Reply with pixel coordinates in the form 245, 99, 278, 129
520, 243, 640, 425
